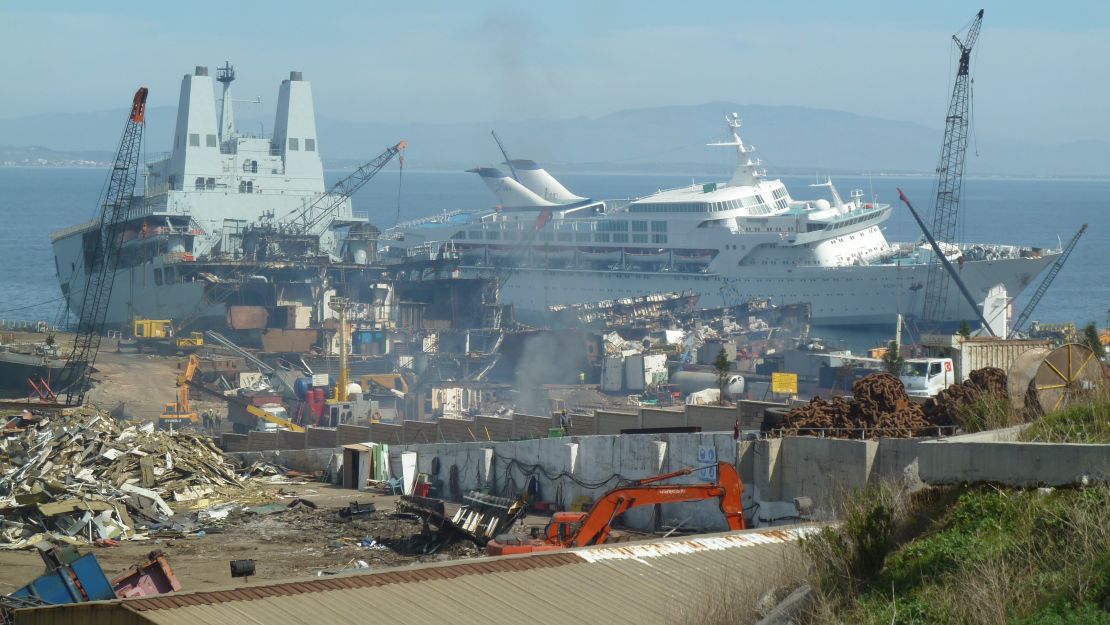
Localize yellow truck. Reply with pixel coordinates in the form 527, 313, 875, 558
130, 319, 204, 354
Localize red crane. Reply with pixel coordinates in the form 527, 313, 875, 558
62, 88, 149, 406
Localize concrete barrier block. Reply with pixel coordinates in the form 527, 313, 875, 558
686, 405, 737, 432
514, 413, 556, 439
221, 433, 249, 453
277, 429, 307, 450
403, 421, 439, 445
595, 410, 639, 435
369, 422, 402, 445
566, 413, 596, 436
248, 430, 278, 452
781, 437, 877, 503
919, 440, 1110, 486
436, 419, 477, 443
337, 424, 371, 446
305, 427, 338, 448
476, 415, 513, 441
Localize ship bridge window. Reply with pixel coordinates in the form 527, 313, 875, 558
194, 177, 205, 190
575, 232, 590, 242
651, 221, 667, 232
189, 133, 200, 147
631, 220, 648, 232
206, 177, 216, 190
288, 138, 299, 151
505, 231, 519, 240
613, 233, 628, 242
557, 232, 573, 242
206, 134, 217, 148
153, 268, 163, 286
652, 234, 668, 244
305, 139, 316, 152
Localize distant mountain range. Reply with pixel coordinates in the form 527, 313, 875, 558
2, 102, 1107, 177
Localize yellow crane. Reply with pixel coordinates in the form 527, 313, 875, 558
158, 354, 200, 429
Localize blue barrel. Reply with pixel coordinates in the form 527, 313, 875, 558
293, 377, 311, 400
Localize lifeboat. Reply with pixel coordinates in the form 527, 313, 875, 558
672, 249, 716, 264
576, 246, 622, 262
623, 247, 669, 263
532, 246, 575, 263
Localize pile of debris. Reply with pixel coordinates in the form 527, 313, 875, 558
779, 373, 936, 437
0, 407, 268, 549
923, 367, 1008, 425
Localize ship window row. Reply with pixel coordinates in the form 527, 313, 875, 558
470, 221, 666, 239
286, 138, 317, 152
194, 177, 217, 190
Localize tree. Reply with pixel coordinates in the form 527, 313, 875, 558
957, 320, 972, 339
881, 340, 905, 376
713, 347, 731, 406
1082, 323, 1106, 360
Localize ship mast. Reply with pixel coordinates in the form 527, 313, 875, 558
708, 113, 763, 187
217, 61, 236, 141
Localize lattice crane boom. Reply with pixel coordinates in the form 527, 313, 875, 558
922, 9, 984, 323
1008, 224, 1087, 338
286, 141, 406, 234
63, 87, 149, 406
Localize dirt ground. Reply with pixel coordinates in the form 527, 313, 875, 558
4, 330, 225, 425
0, 484, 527, 595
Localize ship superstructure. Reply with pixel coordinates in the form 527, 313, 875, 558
51, 65, 468, 332
385, 114, 1057, 329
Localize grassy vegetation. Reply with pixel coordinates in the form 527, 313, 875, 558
801, 484, 1110, 625
1020, 391, 1110, 443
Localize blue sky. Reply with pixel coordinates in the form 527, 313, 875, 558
2, 0, 1108, 144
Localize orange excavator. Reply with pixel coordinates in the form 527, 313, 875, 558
486, 461, 746, 556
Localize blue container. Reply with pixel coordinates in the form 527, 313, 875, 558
293, 377, 311, 400
10, 553, 115, 605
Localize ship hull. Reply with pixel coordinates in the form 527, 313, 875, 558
472, 252, 1056, 326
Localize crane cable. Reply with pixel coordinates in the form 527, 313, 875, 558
395, 147, 405, 225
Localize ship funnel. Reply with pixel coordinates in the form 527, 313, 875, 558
504, 160, 584, 204
468, 167, 556, 208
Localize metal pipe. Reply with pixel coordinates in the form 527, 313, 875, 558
897, 188, 996, 337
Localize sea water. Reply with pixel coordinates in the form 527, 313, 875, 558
0, 167, 1106, 339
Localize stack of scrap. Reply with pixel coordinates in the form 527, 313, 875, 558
923, 367, 1008, 425
0, 407, 262, 549
779, 373, 934, 437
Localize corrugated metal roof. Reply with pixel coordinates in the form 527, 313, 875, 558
14, 526, 815, 625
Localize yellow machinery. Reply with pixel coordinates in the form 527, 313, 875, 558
244, 403, 305, 433
158, 354, 200, 429
131, 319, 203, 352
133, 319, 173, 340
360, 373, 409, 396
329, 297, 352, 403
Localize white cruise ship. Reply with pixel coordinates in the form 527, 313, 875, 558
385, 114, 1058, 328
51, 65, 380, 328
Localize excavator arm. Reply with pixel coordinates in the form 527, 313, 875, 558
549, 461, 746, 547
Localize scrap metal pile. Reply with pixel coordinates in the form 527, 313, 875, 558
0, 408, 267, 549
779, 373, 933, 437
779, 368, 1010, 438
922, 367, 1008, 425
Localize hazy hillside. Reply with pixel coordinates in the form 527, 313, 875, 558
2, 102, 1107, 177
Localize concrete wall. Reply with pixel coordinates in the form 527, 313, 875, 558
919, 439, 1110, 486
220, 401, 789, 452
226, 448, 339, 474
390, 431, 753, 533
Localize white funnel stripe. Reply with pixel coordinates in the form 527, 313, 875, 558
469, 167, 556, 208
506, 159, 584, 204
